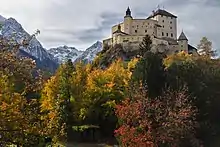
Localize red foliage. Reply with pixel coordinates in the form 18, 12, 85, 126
115, 88, 199, 147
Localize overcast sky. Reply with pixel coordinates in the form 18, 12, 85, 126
0, 0, 219, 50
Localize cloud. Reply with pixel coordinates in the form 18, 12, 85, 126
75, 12, 122, 43
0, 0, 219, 51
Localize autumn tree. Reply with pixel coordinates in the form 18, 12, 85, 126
69, 62, 91, 122
115, 87, 199, 147
197, 37, 216, 58
81, 59, 133, 138
164, 52, 220, 146
0, 35, 43, 146
41, 60, 76, 143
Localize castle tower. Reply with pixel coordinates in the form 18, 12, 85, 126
125, 7, 132, 17
148, 9, 177, 39
124, 7, 133, 34
112, 24, 122, 44
178, 31, 188, 53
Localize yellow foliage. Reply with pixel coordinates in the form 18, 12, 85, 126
128, 57, 139, 71
39, 58, 135, 140
164, 51, 193, 68
87, 60, 130, 92
41, 76, 58, 111
0, 72, 41, 145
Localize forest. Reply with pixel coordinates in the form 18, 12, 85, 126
0, 35, 220, 147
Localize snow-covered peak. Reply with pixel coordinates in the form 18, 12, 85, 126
0, 15, 6, 24
75, 41, 103, 63
0, 15, 58, 72
86, 41, 102, 51
48, 45, 83, 63
1, 16, 56, 61
5, 18, 23, 31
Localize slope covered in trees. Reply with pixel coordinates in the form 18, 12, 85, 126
1, 35, 220, 147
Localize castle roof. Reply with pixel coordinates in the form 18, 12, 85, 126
178, 31, 188, 41
188, 44, 197, 51
113, 24, 128, 35
148, 9, 177, 19
113, 30, 128, 35
125, 7, 132, 18
188, 44, 198, 54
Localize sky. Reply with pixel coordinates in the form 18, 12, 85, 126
0, 0, 219, 51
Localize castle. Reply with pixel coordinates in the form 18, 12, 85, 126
103, 7, 197, 55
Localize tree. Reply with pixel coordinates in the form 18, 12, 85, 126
83, 59, 132, 138
131, 35, 166, 98
139, 35, 152, 57
0, 36, 44, 146
131, 52, 165, 98
115, 87, 199, 147
41, 60, 75, 143
165, 53, 220, 146
197, 37, 216, 58
0, 73, 40, 146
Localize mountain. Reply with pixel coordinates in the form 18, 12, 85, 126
48, 45, 83, 63
49, 41, 103, 64
0, 15, 103, 71
75, 41, 103, 63
0, 16, 58, 72
0, 15, 6, 25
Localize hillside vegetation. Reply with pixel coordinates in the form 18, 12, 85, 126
1, 35, 220, 147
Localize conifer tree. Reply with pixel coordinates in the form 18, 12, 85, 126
132, 35, 165, 98
139, 35, 152, 57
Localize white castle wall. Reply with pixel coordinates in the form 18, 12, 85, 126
104, 8, 189, 55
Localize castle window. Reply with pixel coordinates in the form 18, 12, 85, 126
171, 33, 173, 37
137, 25, 139, 27
170, 21, 172, 24
145, 30, 147, 33
161, 15, 163, 17
135, 30, 137, 33
162, 20, 164, 23
162, 32, 164, 36
166, 33, 168, 36
163, 25, 164, 28
170, 27, 172, 29
181, 45, 183, 47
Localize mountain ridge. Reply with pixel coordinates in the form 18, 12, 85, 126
74, 41, 103, 63
48, 45, 83, 63
0, 15, 58, 72
49, 41, 103, 64
0, 14, 103, 71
